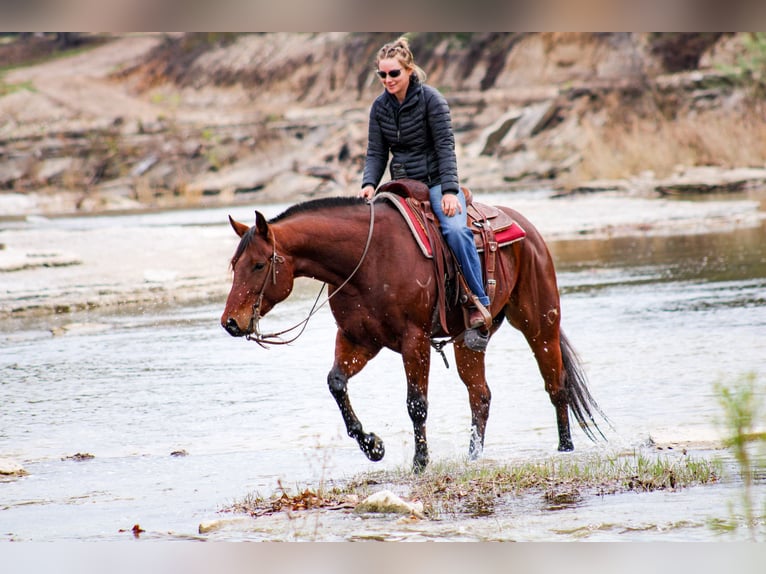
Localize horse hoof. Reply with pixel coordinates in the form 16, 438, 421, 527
412, 454, 429, 474
558, 441, 574, 452
361, 433, 385, 461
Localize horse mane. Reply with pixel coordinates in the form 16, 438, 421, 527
231, 196, 367, 268
269, 196, 366, 224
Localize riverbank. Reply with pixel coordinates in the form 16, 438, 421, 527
3, 33, 766, 220
1, 187, 765, 322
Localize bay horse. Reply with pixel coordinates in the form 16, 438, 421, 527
221, 195, 607, 471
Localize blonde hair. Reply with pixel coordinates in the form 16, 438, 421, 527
376, 36, 427, 82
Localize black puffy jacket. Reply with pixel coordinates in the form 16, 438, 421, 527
362, 76, 459, 195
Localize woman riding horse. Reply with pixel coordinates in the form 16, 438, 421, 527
359, 36, 491, 333
220, 38, 608, 473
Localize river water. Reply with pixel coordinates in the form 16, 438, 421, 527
1, 192, 764, 541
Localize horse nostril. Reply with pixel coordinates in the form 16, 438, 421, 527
224, 317, 243, 337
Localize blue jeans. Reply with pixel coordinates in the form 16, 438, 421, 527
429, 185, 490, 307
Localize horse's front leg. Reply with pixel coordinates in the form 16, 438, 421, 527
454, 339, 492, 460
327, 331, 384, 462
402, 334, 432, 473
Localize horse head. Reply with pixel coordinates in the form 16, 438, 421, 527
221, 211, 294, 338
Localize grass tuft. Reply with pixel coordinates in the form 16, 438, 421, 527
225, 451, 722, 520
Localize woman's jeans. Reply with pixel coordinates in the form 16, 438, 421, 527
429, 185, 490, 307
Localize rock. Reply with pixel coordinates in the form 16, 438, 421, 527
654, 70, 736, 92
301, 164, 341, 182
181, 140, 203, 157
51, 323, 111, 336
61, 452, 95, 461
557, 179, 632, 196
497, 100, 558, 154
459, 154, 506, 191
35, 157, 74, 184
0, 159, 27, 187
468, 109, 523, 157
186, 156, 277, 196
502, 150, 555, 181
0, 248, 81, 273
0, 457, 27, 476
198, 517, 249, 534
254, 171, 336, 203
654, 166, 766, 195
198, 520, 222, 534
130, 154, 159, 177
354, 490, 424, 518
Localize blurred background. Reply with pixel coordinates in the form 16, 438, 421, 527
2, 32, 765, 217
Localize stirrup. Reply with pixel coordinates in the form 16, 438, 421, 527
466, 299, 491, 330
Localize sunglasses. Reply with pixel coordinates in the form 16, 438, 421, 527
376, 68, 403, 79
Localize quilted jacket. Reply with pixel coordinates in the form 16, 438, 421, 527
362, 76, 459, 195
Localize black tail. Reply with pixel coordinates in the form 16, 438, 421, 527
560, 331, 612, 442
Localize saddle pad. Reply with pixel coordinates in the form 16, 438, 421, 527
375, 192, 433, 257
375, 192, 526, 258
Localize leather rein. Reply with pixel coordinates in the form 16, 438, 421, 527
245, 199, 376, 348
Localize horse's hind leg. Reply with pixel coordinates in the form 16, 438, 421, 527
328, 331, 384, 462
454, 340, 492, 460
506, 301, 574, 452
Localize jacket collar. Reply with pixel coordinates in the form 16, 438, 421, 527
384, 74, 422, 109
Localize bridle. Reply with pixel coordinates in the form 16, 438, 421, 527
244, 200, 376, 348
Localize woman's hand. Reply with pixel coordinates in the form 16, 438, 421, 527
359, 185, 376, 200
441, 193, 462, 217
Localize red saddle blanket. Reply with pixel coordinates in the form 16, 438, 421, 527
374, 179, 524, 334
375, 188, 526, 258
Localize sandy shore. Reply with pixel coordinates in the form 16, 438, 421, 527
1, 189, 764, 322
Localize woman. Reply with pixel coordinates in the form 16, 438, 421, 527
360, 36, 490, 331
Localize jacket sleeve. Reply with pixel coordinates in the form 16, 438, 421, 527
362, 100, 388, 189
426, 88, 460, 194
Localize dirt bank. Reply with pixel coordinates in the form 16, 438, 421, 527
2, 33, 766, 218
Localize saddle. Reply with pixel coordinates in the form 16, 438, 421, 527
374, 179, 526, 334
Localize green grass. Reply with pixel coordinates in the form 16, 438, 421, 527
0, 76, 35, 96
225, 450, 722, 520
383, 452, 722, 518
713, 372, 765, 540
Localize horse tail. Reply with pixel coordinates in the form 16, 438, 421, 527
560, 330, 611, 442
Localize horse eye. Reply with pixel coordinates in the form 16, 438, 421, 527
252, 262, 266, 272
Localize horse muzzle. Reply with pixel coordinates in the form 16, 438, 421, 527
222, 317, 251, 337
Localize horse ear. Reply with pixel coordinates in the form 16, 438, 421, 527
228, 215, 250, 238
254, 211, 270, 239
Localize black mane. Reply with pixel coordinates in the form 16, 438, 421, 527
231, 196, 367, 268
269, 196, 366, 224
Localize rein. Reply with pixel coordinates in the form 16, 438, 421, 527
245, 200, 376, 348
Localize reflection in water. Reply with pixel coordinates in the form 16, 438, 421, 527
551, 220, 766, 285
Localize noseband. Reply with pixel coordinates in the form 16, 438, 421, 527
245, 200, 376, 348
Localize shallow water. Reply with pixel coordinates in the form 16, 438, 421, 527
1, 197, 765, 541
